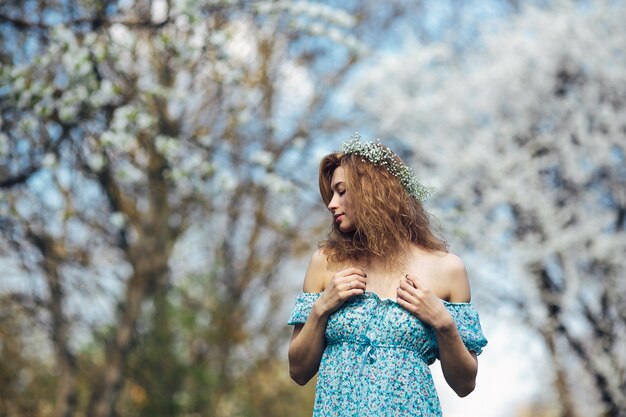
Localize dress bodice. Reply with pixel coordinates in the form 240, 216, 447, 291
289, 291, 487, 363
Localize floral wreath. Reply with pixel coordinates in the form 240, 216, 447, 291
339, 133, 434, 202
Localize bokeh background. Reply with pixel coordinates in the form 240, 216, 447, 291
1, 0, 625, 416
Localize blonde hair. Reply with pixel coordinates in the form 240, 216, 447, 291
318, 152, 447, 266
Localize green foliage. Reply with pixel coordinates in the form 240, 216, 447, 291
123, 289, 186, 417
112, 273, 316, 417
0, 305, 56, 416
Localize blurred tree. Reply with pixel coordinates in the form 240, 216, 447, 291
0, 0, 483, 416
352, 2, 626, 416
0, 0, 365, 415
123, 287, 185, 417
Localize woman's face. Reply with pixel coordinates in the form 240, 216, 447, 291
327, 166, 356, 233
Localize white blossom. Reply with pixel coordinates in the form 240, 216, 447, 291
277, 205, 297, 228
198, 135, 213, 146
13, 76, 26, 91
90, 79, 118, 107
17, 114, 38, 136
292, 136, 306, 149
109, 212, 127, 229
216, 171, 237, 192
51, 25, 77, 48
136, 112, 155, 130
179, 152, 204, 173
101, 131, 137, 152
92, 41, 108, 63
256, 1, 356, 28
83, 32, 97, 46
58, 104, 79, 122
117, 162, 145, 184
155, 135, 181, 160
111, 105, 151, 133
175, 14, 191, 31
41, 153, 57, 168
109, 23, 135, 49
151, 0, 169, 23
33, 98, 54, 118
86, 153, 105, 172
250, 150, 274, 168
262, 172, 293, 194
62, 46, 91, 78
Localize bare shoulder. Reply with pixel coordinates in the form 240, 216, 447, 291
438, 252, 466, 275
408, 246, 472, 302
438, 252, 471, 303
302, 249, 334, 293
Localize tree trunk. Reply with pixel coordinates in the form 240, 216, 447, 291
88, 253, 170, 417
532, 263, 579, 417
29, 230, 78, 417
88, 147, 174, 417
542, 328, 578, 417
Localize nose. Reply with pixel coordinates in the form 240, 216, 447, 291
327, 193, 339, 212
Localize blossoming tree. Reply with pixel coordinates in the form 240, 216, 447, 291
3, 0, 486, 415
352, 3, 626, 415
0, 0, 369, 415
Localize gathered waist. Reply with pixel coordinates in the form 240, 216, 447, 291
326, 338, 419, 351
325, 338, 430, 375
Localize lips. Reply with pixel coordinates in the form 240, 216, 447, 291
334, 214, 344, 223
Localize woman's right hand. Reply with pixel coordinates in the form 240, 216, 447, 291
317, 267, 367, 315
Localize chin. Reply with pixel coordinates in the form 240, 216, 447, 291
339, 225, 355, 233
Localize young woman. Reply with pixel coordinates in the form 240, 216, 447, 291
287, 135, 487, 416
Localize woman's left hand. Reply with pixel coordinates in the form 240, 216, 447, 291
396, 274, 454, 330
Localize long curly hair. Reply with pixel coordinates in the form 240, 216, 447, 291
318, 151, 447, 266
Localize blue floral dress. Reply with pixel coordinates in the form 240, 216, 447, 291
288, 292, 487, 417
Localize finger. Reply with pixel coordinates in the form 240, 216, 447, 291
353, 274, 368, 285
340, 273, 368, 285
341, 281, 366, 296
342, 278, 366, 291
349, 287, 366, 295
399, 279, 418, 296
348, 278, 367, 290
340, 267, 367, 278
405, 274, 423, 288
332, 273, 359, 289
397, 286, 415, 303
395, 296, 417, 314
396, 296, 410, 308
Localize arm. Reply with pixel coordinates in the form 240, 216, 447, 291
396, 255, 478, 397
287, 250, 328, 386
288, 250, 367, 385
433, 319, 478, 397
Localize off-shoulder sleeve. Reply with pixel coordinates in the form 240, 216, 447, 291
443, 302, 488, 355
287, 292, 322, 325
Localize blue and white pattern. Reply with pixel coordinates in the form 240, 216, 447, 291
288, 292, 487, 417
